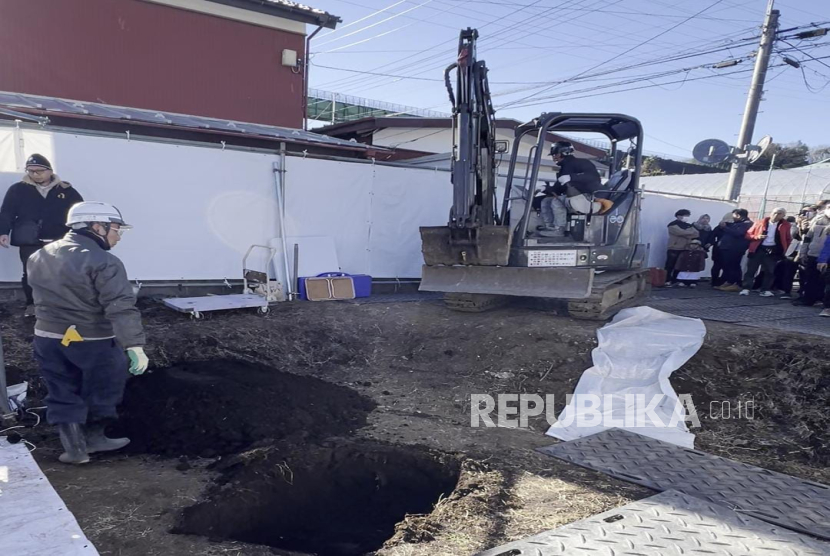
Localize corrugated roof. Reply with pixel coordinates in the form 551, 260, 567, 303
208, 0, 341, 28
0, 91, 378, 152
641, 163, 830, 199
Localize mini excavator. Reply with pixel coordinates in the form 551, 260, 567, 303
419, 28, 650, 319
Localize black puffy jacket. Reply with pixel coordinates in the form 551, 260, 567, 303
557, 155, 602, 197
0, 175, 83, 246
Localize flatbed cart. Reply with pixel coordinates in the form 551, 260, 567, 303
163, 245, 277, 320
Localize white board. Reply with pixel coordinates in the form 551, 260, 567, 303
0, 439, 99, 555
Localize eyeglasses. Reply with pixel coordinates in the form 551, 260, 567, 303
26, 168, 50, 175
110, 227, 128, 237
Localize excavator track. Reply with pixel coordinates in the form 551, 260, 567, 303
442, 268, 650, 320
566, 268, 651, 320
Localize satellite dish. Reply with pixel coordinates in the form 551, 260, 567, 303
747, 135, 773, 163
693, 139, 731, 165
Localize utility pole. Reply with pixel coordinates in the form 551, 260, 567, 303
724, 0, 779, 201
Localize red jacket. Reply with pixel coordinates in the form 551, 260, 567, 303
746, 217, 791, 254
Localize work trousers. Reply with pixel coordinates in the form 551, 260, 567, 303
19, 244, 40, 305
774, 258, 799, 295
540, 194, 600, 228
664, 249, 685, 282
798, 256, 825, 305
719, 249, 745, 285
742, 247, 780, 291
710, 246, 723, 286
33, 336, 129, 425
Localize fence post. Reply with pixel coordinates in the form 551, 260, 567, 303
757, 153, 776, 218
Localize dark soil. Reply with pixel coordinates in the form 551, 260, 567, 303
115, 359, 377, 457
1, 297, 829, 556
675, 336, 830, 466
175, 440, 461, 556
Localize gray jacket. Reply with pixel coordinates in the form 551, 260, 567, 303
27, 231, 145, 347
799, 214, 830, 258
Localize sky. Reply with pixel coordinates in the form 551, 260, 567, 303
305, 0, 830, 159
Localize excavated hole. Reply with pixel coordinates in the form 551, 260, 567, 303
174, 441, 461, 556
115, 359, 376, 457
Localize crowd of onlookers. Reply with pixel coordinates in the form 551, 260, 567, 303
664, 200, 830, 317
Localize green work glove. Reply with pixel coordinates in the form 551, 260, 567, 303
127, 347, 149, 376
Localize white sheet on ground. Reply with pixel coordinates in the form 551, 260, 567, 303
0, 439, 99, 555
546, 306, 706, 448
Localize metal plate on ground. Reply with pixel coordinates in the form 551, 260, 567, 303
163, 294, 267, 313
539, 429, 830, 541
740, 316, 830, 338
649, 288, 738, 300
656, 304, 811, 323
477, 490, 830, 556
346, 292, 444, 304
648, 296, 790, 311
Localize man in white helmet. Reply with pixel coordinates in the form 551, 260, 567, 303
26, 201, 149, 464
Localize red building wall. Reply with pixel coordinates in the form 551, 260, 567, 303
0, 0, 305, 128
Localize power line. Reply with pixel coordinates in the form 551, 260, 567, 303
334, 0, 740, 95
317, 0, 408, 38
436, 0, 757, 22
497, 55, 830, 109
310, 62, 570, 84
315, 0, 434, 47
322, 0, 737, 92
779, 39, 830, 71
499, 0, 731, 108
315, 0, 555, 90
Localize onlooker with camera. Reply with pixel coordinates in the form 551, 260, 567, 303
793, 200, 830, 306
816, 233, 830, 317
0, 155, 83, 317
773, 215, 801, 299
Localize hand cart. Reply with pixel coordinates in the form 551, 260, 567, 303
163, 245, 278, 319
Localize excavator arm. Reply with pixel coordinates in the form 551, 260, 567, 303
420, 28, 512, 266
445, 28, 498, 228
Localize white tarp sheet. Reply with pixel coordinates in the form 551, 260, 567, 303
0, 439, 99, 555
546, 307, 706, 448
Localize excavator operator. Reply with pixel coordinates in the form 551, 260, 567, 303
537, 141, 603, 237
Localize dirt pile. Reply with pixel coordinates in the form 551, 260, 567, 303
116, 359, 377, 457
677, 337, 830, 466
174, 440, 461, 556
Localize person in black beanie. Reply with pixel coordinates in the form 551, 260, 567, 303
0, 154, 83, 317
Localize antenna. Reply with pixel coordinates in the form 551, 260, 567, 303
692, 135, 772, 166
692, 139, 731, 165
747, 135, 773, 163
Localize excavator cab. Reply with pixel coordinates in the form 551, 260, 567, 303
503, 113, 647, 269
419, 29, 650, 318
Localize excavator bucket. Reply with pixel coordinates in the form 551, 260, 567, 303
420, 225, 512, 266
420, 265, 594, 299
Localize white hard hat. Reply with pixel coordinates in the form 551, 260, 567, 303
66, 202, 132, 229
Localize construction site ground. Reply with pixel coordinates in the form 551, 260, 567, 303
1, 292, 829, 556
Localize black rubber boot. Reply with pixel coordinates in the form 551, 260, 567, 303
86, 422, 130, 453
58, 423, 90, 464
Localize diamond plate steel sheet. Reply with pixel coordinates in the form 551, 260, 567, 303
539, 429, 830, 541
477, 490, 830, 556
741, 317, 830, 338
647, 296, 788, 311
653, 304, 810, 323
